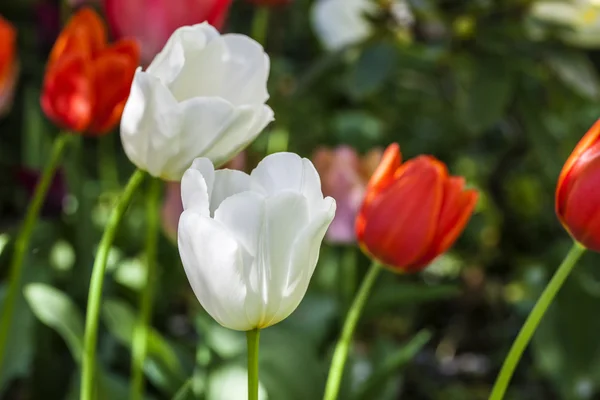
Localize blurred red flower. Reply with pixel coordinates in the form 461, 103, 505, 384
356, 143, 478, 272
313, 145, 382, 244
0, 15, 18, 117
556, 119, 600, 251
41, 8, 140, 136
102, 0, 232, 64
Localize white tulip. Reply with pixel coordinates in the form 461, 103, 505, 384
311, 0, 376, 51
120, 23, 274, 181
177, 153, 336, 331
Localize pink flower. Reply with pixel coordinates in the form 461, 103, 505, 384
161, 152, 246, 241
312, 146, 382, 244
102, 0, 232, 64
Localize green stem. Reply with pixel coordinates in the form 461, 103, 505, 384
488, 242, 586, 400
98, 135, 120, 191
0, 133, 72, 371
130, 177, 162, 400
251, 7, 270, 46
81, 169, 146, 400
247, 328, 260, 400
323, 261, 382, 400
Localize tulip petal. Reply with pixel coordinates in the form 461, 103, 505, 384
248, 192, 311, 328
251, 152, 324, 211
169, 33, 269, 106
181, 158, 214, 216
120, 69, 182, 178
178, 210, 252, 331
361, 157, 445, 269
147, 23, 219, 87
411, 177, 478, 267
264, 196, 336, 327
210, 169, 252, 215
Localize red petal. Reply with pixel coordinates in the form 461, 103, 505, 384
562, 152, 600, 251
360, 156, 445, 270
411, 177, 478, 268
41, 55, 93, 133
556, 119, 600, 222
88, 43, 139, 135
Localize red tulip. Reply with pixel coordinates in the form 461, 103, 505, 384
0, 15, 18, 117
556, 119, 600, 251
355, 144, 478, 272
41, 8, 140, 136
103, 0, 232, 64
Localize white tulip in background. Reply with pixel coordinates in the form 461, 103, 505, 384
177, 152, 336, 331
120, 22, 274, 181
311, 0, 376, 51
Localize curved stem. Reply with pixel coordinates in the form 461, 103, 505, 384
130, 177, 162, 400
323, 261, 382, 400
0, 133, 72, 370
81, 169, 146, 400
488, 242, 586, 400
251, 7, 270, 46
247, 328, 260, 400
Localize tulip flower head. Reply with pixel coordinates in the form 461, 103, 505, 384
0, 15, 18, 117
120, 23, 274, 181
356, 144, 478, 273
177, 153, 336, 331
556, 119, 600, 251
40, 8, 140, 135
103, 0, 232, 64
313, 145, 382, 244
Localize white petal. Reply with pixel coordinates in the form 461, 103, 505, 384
250, 192, 311, 328
250, 152, 324, 211
168, 33, 269, 105
203, 104, 274, 168
178, 210, 253, 331
210, 169, 252, 215
120, 69, 181, 178
265, 196, 336, 326
157, 97, 241, 180
180, 158, 215, 216
147, 23, 219, 86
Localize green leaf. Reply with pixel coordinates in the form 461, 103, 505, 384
24, 283, 84, 362
354, 330, 432, 400
546, 51, 600, 99
102, 298, 185, 393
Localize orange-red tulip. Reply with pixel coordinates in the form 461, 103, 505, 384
355, 144, 478, 272
41, 8, 140, 136
556, 119, 600, 251
0, 15, 17, 117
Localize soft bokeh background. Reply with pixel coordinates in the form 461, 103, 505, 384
2, 0, 600, 399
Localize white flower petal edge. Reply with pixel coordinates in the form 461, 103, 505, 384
120, 22, 273, 182
178, 153, 336, 331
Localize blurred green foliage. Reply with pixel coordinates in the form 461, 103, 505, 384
2, 0, 600, 399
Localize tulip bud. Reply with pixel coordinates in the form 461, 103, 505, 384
0, 15, 18, 117
177, 153, 336, 331
102, 0, 232, 65
120, 23, 274, 181
556, 119, 600, 251
355, 144, 478, 272
40, 8, 140, 136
